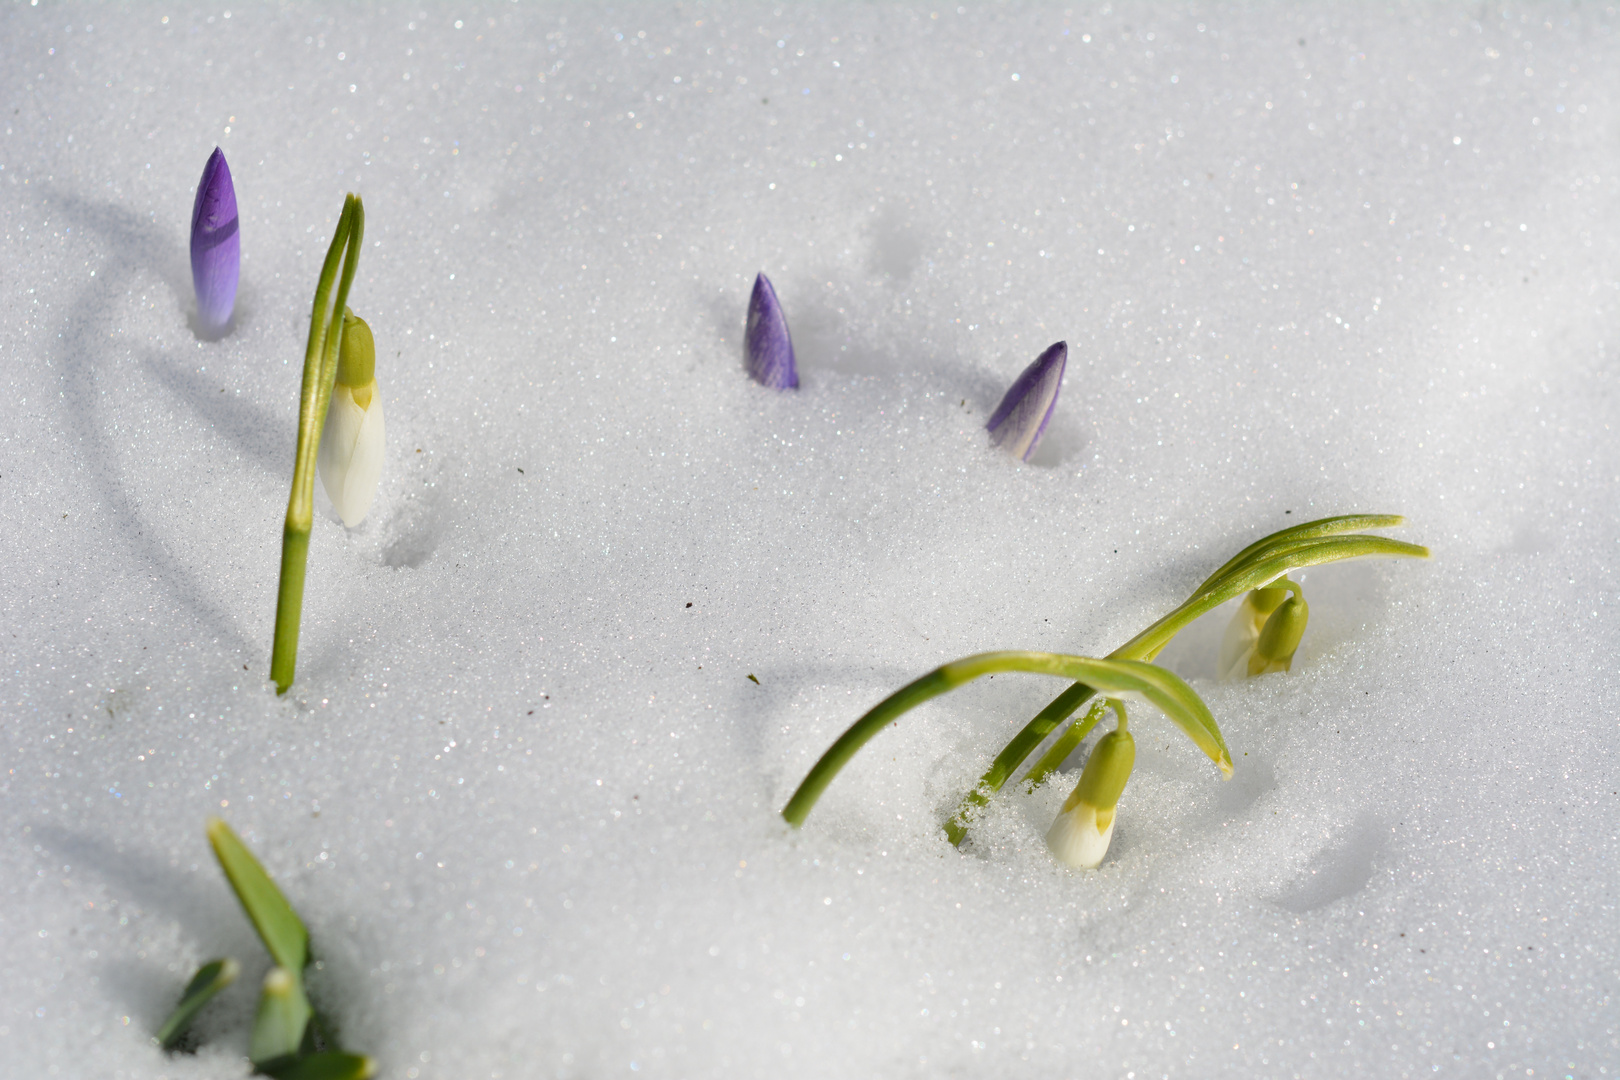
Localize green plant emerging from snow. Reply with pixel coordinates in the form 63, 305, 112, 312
780, 515, 1429, 864
154, 819, 375, 1079
269, 194, 365, 695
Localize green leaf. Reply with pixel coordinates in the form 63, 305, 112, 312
206, 818, 309, 974
249, 967, 313, 1067
1191, 514, 1405, 594
780, 651, 1228, 828
153, 956, 238, 1049
257, 1052, 378, 1080
1203, 534, 1430, 602
1071, 656, 1231, 777
1122, 533, 1430, 662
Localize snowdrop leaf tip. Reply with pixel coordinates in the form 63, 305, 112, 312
744, 272, 798, 389
986, 340, 1066, 462
206, 817, 309, 975
190, 146, 240, 335
318, 311, 385, 528
153, 956, 239, 1049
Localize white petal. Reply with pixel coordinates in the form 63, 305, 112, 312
1218, 599, 1264, 682
1046, 801, 1117, 869
318, 381, 385, 528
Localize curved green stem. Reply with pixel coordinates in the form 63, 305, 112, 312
270, 195, 365, 695
782, 652, 1221, 831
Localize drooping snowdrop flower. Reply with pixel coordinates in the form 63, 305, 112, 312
318, 311, 385, 528
1219, 578, 1309, 680
1047, 704, 1135, 868
986, 340, 1066, 461
189, 147, 240, 335
744, 272, 798, 389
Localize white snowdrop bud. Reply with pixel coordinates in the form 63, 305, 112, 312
318, 311, 385, 528
1047, 720, 1135, 869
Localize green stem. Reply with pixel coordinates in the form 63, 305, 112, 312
941, 680, 1098, 843
269, 528, 310, 693
1022, 699, 1110, 792
782, 651, 1203, 831
269, 195, 365, 695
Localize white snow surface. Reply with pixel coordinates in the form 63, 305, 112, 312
3, 4, 1618, 1078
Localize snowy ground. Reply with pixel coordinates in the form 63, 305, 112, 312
3, 3, 1618, 1078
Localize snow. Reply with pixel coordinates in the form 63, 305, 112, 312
3, 3, 1618, 1078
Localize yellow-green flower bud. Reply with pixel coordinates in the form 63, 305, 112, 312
1220, 577, 1305, 680
318, 311, 385, 528
1248, 583, 1290, 617
1250, 592, 1309, 676
1046, 724, 1136, 868
335, 308, 375, 387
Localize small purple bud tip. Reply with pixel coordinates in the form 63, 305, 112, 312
190, 147, 239, 335
744, 272, 798, 390
986, 340, 1067, 462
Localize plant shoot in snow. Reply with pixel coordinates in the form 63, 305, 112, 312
744, 272, 798, 389
190, 147, 240, 336
986, 340, 1066, 461
270, 194, 365, 694
780, 515, 1430, 863
153, 819, 375, 1078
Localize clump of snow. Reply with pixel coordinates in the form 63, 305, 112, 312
3, 4, 1618, 1078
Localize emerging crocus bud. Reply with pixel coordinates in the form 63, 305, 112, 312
318, 311, 385, 528
190, 147, 240, 335
1219, 578, 1307, 680
744, 272, 798, 389
1046, 715, 1135, 869
986, 341, 1066, 462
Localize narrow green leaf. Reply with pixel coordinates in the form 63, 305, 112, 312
258, 1052, 378, 1080
1192, 514, 1406, 595
781, 651, 1228, 828
153, 956, 238, 1049
1203, 534, 1430, 601
1121, 534, 1431, 662
206, 818, 308, 974
1023, 700, 1111, 791
249, 967, 313, 1067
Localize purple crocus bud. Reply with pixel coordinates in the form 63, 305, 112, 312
744, 272, 798, 389
985, 340, 1067, 462
190, 147, 240, 335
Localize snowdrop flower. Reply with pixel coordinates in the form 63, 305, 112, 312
744, 272, 798, 389
986, 340, 1066, 461
1046, 705, 1135, 868
190, 147, 240, 335
318, 311, 385, 528
1219, 578, 1309, 680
